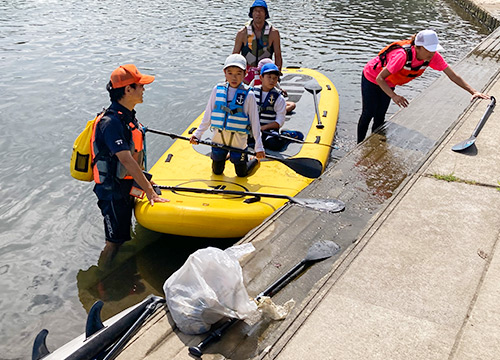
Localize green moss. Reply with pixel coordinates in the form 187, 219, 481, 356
431, 173, 477, 185
431, 173, 459, 182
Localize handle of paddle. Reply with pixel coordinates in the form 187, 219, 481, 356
256, 260, 305, 300
188, 318, 238, 357
472, 96, 496, 137
311, 89, 324, 128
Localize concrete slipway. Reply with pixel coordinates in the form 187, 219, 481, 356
115, 2, 500, 359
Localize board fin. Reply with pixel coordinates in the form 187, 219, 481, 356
32, 329, 50, 360
85, 300, 105, 338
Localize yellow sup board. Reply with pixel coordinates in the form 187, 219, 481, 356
135, 68, 339, 238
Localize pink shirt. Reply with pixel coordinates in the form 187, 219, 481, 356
363, 46, 448, 87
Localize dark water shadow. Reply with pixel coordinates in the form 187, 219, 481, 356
76, 225, 238, 320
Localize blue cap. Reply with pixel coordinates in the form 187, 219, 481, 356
260, 63, 282, 76
249, 0, 269, 19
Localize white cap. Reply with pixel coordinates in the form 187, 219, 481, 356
223, 54, 247, 70
415, 30, 444, 52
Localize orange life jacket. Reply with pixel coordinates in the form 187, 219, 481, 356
373, 39, 430, 86
91, 110, 145, 184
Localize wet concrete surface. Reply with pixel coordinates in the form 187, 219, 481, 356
192, 26, 500, 360
113, 7, 500, 360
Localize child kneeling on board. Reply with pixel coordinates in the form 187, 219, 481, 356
190, 54, 265, 177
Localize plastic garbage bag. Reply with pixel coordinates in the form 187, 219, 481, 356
163, 244, 258, 334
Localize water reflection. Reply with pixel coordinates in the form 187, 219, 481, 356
76, 226, 237, 319
354, 134, 411, 202
353, 118, 439, 203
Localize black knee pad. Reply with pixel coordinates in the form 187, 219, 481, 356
212, 160, 225, 175
234, 163, 248, 177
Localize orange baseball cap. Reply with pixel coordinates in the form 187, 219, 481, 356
110, 64, 155, 89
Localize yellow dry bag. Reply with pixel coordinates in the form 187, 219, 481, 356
70, 111, 104, 181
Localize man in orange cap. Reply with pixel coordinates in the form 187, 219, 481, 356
92, 64, 168, 264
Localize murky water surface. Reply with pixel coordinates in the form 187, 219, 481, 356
0, 0, 487, 357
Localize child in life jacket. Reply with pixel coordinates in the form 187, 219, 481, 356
250, 58, 296, 114
190, 54, 265, 177
252, 63, 287, 151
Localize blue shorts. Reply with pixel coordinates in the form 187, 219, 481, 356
211, 147, 248, 164
97, 196, 134, 244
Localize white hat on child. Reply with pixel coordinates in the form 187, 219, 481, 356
223, 54, 247, 70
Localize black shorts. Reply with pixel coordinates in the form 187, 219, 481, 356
97, 196, 134, 244
211, 147, 247, 164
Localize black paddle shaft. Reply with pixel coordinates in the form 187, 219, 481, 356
158, 185, 295, 201
156, 185, 346, 213
145, 128, 323, 178
452, 96, 496, 152
472, 96, 496, 137
255, 260, 307, 300
258, 240, 341, 299
262, 130, 336, 149
305, 80, 324, 129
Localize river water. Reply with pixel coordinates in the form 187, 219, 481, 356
0, 0, 488, 358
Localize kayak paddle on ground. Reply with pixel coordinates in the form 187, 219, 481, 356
451, 96, 496, 152
188, 240, 341, 357
304, 80, 324, 129
145, 128, 323, 178
156, 185, 345, 213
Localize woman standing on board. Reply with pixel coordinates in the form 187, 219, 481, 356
357, 29, 489, 143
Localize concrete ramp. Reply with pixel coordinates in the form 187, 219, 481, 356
114, 24, 500, 360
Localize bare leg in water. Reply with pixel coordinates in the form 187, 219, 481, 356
98, 241, 121, 268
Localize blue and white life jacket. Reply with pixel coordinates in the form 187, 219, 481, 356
253, 85, 279, 125
210, 82, 251, 134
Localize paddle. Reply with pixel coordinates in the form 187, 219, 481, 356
102, 296, 165, 360
156, 185, 345, 213
304, 80, 324, 129
188, 240, 341, 357
262, 130, 337, 149
144, 128, 323, 178
452, 96, 496, 152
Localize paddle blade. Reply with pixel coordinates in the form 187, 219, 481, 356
305, 240, 341, 262
278, 157, 323, 178
304, 79, 322, 94
451, 136, 476, 152
295, 198, 345, 213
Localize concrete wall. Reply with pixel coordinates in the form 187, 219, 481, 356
452, 0, 500, 31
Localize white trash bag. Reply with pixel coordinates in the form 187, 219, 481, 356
163, 244, 258, 334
